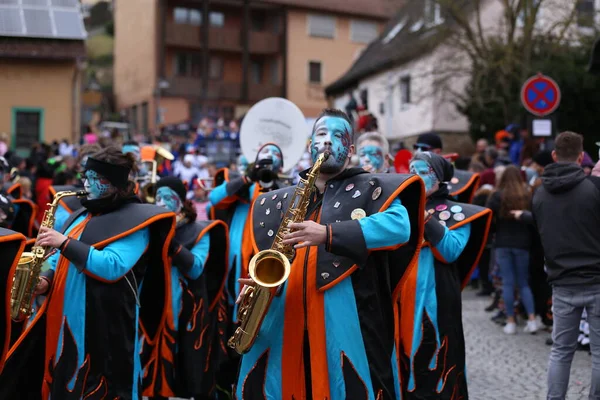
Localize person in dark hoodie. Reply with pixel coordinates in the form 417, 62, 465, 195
512, 131, 600, 400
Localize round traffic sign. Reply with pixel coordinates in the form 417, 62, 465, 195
520, 74, 561, 117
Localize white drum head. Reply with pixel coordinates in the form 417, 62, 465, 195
240, 97, 309, 173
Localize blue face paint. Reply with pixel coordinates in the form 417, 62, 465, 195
311, 116, 352, 173
156, 186, 183, 213
237, 155, 249, 173
359, 145, 384, 172
83, 170, 111, 200
410, 159, 439, 193
257, 145, 283, 172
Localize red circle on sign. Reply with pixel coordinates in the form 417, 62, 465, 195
520, 74, 561, 117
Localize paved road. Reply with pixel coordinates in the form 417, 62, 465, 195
150, 289, 594, 400
463, 289, 592, 400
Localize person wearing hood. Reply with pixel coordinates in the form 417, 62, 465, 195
401, 152, 491, 399
0, 146, 177, 399
513, 131, 600, 400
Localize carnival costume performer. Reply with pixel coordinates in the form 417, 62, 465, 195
413, 133, 480, 203
400, 152, 491, 399
49, 144, 101, 233
234, 109, 424, 399
0, 228, 26, 374
209, 143, 287, 311
143, 177, 228, 400
0, 147, 176, 400
357, 132, 390, 173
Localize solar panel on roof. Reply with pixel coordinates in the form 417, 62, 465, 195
0, 7, 22, 34
51, 0, 78, 7
0, 0, 86, 40
53, 9, 84, 38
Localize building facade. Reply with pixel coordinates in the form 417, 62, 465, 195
114, 0, 398, 133
0, 1, 86, 155
326, 0, 597, 150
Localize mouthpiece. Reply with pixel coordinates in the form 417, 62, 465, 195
76, 190, 89, 197
322, 151, 331, 161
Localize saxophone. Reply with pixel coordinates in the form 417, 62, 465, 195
228, 152, 330, 354
10, 190, 87, 321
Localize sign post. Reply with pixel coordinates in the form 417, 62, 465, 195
520, 73, 561, 138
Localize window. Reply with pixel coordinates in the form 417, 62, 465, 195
350, 20, 378, 43
400, 76, 411, 107
270, 58, 280, 84
174, 7, 201, 26
309, 61, 322, 84
252, 11, 266, 31
308, 14, 335, 38
13, 109, 43, 150
577, 0, 595, 28
209, 56, 223, 79
424, 0, 443, 26
175, 53, 202, 77
209, 11, 224, 27
251, 60, 264, 83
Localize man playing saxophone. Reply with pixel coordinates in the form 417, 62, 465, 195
233, 109, 425, 399
0, 147, 177, 400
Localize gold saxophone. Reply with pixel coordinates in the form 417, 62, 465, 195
10, 190, 87, 321
228, 152, 330, 354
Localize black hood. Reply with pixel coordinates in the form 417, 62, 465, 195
541, 163, 586, 194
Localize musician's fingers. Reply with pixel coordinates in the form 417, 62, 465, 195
238, 278, 256, 287
287, 222, 308, 230
281, 236, 304, 246
294, 241, 311, 249
236, 285, 249, 304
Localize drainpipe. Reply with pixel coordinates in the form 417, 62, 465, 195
73, 57, 86, 145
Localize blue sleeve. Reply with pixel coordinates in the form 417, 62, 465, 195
85, 228, 150, 281
185, 234, 210, 280
209, 181, 228, 206
433, 224, 471, 263
54, 205, 70, 233
357, 198, 410, 249
43, 249, 61, 273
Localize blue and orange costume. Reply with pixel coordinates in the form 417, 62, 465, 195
141, 219, 229, 399
399, 160, 491, 399
0, 201, 176, 400
236, 169, 424, 399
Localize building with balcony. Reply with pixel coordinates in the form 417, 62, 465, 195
0, 0, 86, 155
114, 0, 400, 133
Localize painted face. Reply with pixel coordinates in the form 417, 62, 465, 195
359, 144, 385, 173
311, 116, 353, 173
83, 170, 112, 200
410, 159, 439, 194
257, 145, 283, 173
155, 186, 183, 213
122, 145, 141, 161
237, 155, 249, 173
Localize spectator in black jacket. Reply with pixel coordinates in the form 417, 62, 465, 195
486, 165, 538, 335
513, 131, 600, 400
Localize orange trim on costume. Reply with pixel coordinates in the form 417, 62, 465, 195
43, 215, 91, 398
7, 183, 22, 199
450, 173, 480, 203
0, 232, 26, 374
11, 198, 38, 237
193, 220, 230, 311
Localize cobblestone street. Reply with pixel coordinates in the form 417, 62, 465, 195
463, 289, 593, 400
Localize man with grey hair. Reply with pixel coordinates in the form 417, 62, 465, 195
357, 132, 390, 173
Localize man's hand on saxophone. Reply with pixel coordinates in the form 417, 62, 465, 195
37, 226, 68, 249
281, 221, 326, 249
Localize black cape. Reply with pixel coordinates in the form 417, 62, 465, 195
448, 170, 480, 204
142, 219, 229, 398
0, 203, 175, 400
